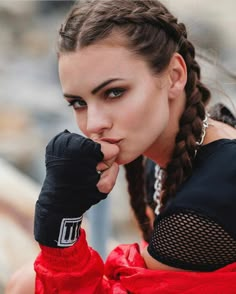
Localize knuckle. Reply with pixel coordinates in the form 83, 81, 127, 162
97, 178, 114, 193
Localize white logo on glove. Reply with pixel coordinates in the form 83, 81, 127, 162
57, 216, 82, 247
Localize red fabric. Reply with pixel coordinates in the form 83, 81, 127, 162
34, 229, 236, 294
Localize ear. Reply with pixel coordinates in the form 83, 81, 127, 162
168, 53, 187, 100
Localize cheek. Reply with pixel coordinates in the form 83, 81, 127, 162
73, 111, 88, 136
120, 96, 162, 131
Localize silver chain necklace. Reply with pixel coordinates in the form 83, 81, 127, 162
153, 165, 165, 215
153, 113, 209, 215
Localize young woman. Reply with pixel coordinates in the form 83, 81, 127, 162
7, 0, 236, 293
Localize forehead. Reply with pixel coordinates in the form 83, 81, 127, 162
59, 43, 144, 73
58, 41, 153, 92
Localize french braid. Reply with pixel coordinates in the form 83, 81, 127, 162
162, 38, 211, 207
124, 156, 152, 242
58, 0, 211, 240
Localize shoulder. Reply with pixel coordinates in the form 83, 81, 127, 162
180, 139, 236, 195
196, 138, 236, 169
147, 140, 236, 271
160, 139, 236, 238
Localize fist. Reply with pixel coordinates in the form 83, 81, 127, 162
34, 130, 117, 247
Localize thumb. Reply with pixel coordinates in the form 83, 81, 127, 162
100, 141, 120, 161
95, 141, 120, 171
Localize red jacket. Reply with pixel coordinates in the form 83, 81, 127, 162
34, 229, 236, 293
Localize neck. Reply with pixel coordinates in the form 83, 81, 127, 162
144, 128, 177, 168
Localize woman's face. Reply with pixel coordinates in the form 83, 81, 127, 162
58, 41, 172, 165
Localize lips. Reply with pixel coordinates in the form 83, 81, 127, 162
100, 138, 122, 144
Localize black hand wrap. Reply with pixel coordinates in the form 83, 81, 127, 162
34, 130, 106, 248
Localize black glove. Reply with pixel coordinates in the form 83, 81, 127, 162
34, 130, 107, 248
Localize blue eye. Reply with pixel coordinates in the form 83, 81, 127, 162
68, 99, 87, 109
105, 88, 125, 99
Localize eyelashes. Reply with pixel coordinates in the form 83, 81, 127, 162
104, 88, 126, 99
67, 87, 126, 110
68, 99, 86, 109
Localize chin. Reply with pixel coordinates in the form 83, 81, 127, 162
116, 152, 142, 165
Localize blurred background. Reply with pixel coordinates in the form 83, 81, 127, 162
0, 0, 236, 292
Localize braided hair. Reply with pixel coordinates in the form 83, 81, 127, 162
58, 0, 211, 242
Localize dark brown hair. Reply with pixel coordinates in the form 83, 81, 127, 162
58, 0, 211, 242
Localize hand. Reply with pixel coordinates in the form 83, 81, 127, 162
34, 130, 118, 248
96, 141, 120, 194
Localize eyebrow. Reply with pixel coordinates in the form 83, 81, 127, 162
63, 78, 124, 99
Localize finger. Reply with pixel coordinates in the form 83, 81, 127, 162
96, 140, 120, 162
97, 162, 119, 194
95, 140, 120, 172
100, 142, 119, 169
96, 161, 111, 172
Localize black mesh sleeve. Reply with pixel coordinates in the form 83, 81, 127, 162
147, 209, 236, 271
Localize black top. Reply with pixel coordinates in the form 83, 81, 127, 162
148, 139, 236, 271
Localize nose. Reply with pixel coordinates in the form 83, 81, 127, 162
86, 104, 112, 136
